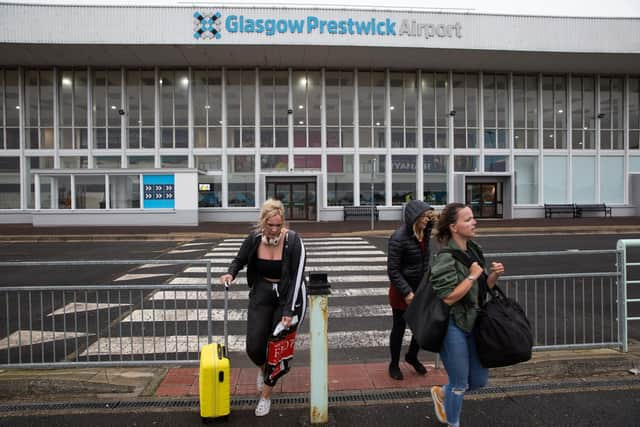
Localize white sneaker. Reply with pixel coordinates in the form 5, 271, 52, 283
254, 397, 271, 417
256, 370, 264, 392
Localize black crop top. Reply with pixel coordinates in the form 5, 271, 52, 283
255, 258, 282, 280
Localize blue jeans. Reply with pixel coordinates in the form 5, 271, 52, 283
439, 317, 489, 427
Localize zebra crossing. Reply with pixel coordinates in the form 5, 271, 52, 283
76, 236, 411, 359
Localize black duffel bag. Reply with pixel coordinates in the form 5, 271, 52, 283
473, 285, 533, 368
404, 271, 450, 353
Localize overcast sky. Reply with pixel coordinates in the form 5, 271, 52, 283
5, 0, 640, 17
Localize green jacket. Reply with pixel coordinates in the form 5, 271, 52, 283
430, 239, 486, 332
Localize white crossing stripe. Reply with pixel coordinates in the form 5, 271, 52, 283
183, 264, 387, 274
121, 305, 390, 322
48, 302, 131, 316
135, 264, 174, 270
148, 287, 387, 301
79, 330, 408, 356
168, 248, 207, 254
201, 257, 387, 263
169, 274, 388, 285
114, 273, 173, 282
209, 245, 377, 252
217, 240, 366, 247
180, 242, 214, 247
0, 330, 94, 350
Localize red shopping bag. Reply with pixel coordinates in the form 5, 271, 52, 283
264, 329, 297, 386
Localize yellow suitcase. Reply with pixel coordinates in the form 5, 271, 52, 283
199, 283, 231, 420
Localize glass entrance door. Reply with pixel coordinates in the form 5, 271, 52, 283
465, 183, 503, 218
266, 181, 316, 220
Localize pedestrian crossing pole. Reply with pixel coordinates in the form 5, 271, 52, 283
308, 273, 331, 424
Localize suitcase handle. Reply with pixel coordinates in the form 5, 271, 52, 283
223, 281, 229, 352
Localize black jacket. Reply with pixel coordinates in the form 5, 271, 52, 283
387, 201, 433, 298
227, 229, 307, 318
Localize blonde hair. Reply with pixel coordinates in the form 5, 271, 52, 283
412, 221, 424, 242
256, 198, 287, 232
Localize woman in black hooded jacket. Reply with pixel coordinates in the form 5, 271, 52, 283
387, 199, 435, 380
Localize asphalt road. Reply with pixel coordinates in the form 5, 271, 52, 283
1, 387, 639, 426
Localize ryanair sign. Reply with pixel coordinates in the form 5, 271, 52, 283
194, 10, 462, 41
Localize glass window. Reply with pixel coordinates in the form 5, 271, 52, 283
59, 69, 88, 150
571, 76, 596, 150
193, 70, 222, 148
358, 71, 386, 148
75, 175, 105, 209
453, 73, 479, 149
514, 156, 538, 204
293, 70, 321, 148
109, 175, 140, 208
159, 70, 189, 149
259, 70, 288, 148
195, 155, 221, 171
93, 70, 122, 150
160, 155, 188, 168
483, 74, 509, 149
513, 74, 538, 149
25, 156, 53, 208
454, 155, 478, 172
327, 154, 353, 206
359, 154, 385, 205
389, 72, 417, 148
228, 155, 255, 207
60, 156, 88, 169
391, 155, 416, 205
226, 70, 255, 148
24, 70, 54, 149
1, 70, 20, 149
0, 156, 20, 208
630, 78, 640, 150
630, 156, 640, 172
599, 77, 624, 150
41, 175, 71, 209
423, 155, 448, 205
128, 156, 154, 169
572, 156, 595, 203
421, 72, 449, 149
543, 156, 567, 203
198, 175, 221, 207
261, 154, 288, 171
294, 155, 321, 170
95, 156, 121, 169
485, 155, 508, 172
542, 75, 567, 149
600, 157, 624, 203
126, 69, 155, 149
325, 71, 354, 148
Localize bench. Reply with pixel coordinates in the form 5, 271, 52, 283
544, 204, 577, 218
575, 204, 612, 217
343, 205, 379, 221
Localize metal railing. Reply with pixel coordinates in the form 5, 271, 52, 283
0, 243, 635, 368
0, 259, 214, 368
616, 239, 640, 352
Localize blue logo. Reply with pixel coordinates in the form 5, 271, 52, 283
194, 11, 222, 40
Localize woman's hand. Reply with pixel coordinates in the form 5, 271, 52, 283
280, 316, 293, 328
487, 261, 505, 287
219, 273, 233, 285
404, 292, 415, 305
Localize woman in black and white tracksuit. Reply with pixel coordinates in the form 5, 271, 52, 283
219, 199, 307, 417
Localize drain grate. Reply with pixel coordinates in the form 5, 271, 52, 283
0, 377, 638, 414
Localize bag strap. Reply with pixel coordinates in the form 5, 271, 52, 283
438, 248, 474, 268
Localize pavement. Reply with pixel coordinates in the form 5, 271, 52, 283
1, 215, 640, 420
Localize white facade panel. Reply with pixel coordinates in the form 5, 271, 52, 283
0, 5, 639, 53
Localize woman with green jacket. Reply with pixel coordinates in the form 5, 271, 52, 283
429, 203, 505, 427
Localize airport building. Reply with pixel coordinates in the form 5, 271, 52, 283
0, 2, 639, 225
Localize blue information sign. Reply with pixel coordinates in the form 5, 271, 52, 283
143, 175, 175, 209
